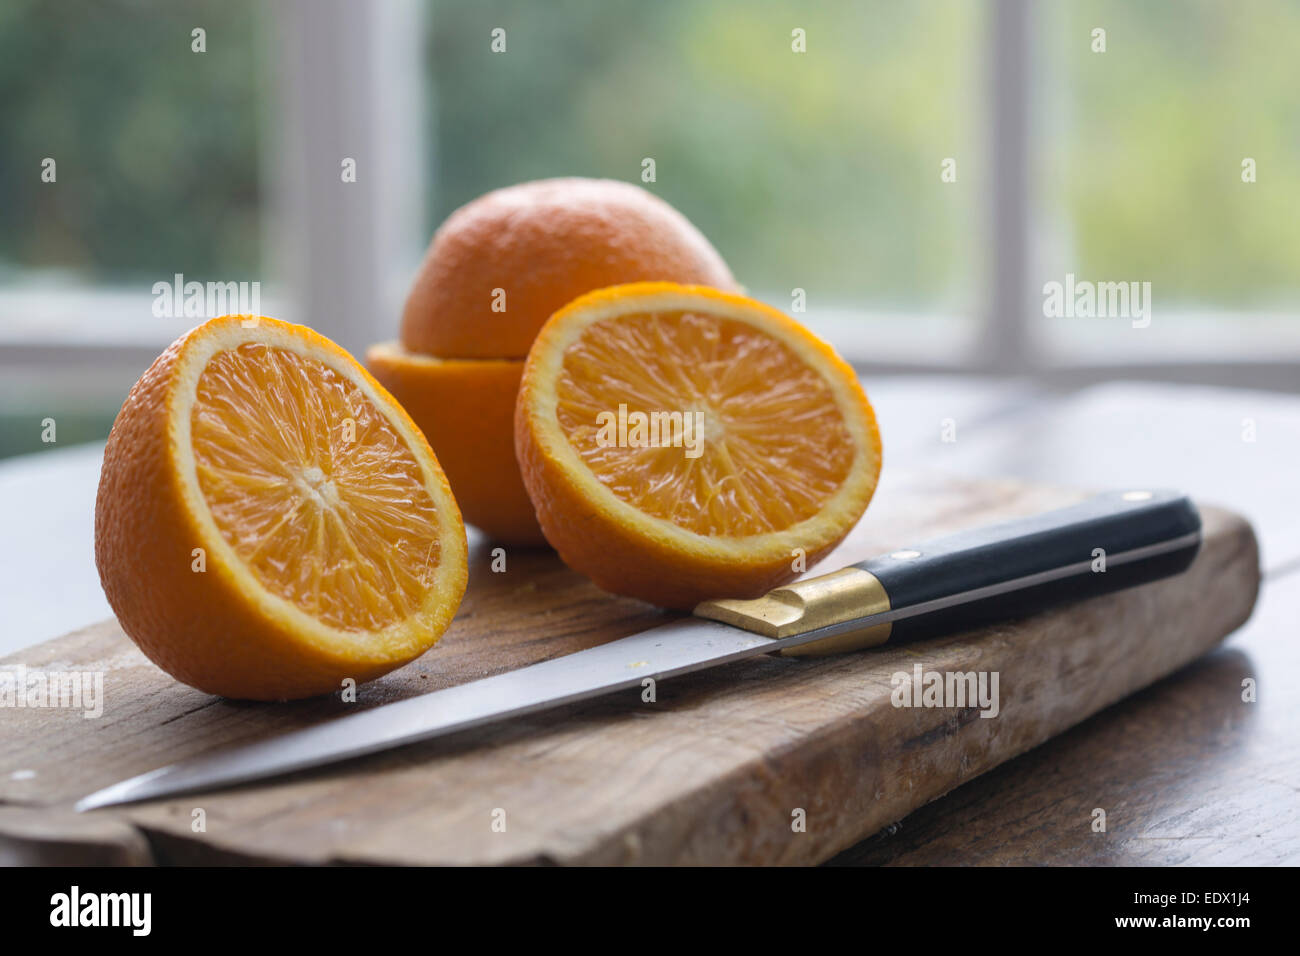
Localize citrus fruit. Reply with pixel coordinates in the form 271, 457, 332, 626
514, 283, 882, 610
399, 177, 738, 359
95, 315, 468, 701
365, 343, 544, 545
378, 177, 738, 545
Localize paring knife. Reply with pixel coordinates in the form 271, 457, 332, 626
75, 489, 1201, 811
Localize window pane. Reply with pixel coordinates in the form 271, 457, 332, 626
1037, 0, 1300, 355
0, 0, 264, 460
426, 0, 980, 341
0, 0, 261, 283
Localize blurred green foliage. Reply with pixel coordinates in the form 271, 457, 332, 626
0, 410, 118, 459
1050, 0, 1300, 308
3, 0, 1293, 310
0, 0, 260, 282
429, 0, 1300, 312
427, 0, 980, 312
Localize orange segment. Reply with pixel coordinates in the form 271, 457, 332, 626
95, 316, 468, 701
554, 311, 859, 537
515, 283, 882, 610
192, 342, 445, 631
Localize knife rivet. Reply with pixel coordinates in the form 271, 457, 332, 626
890, 549, 922, 560
1122, 490, 1153, 501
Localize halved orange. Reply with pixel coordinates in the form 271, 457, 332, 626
515, 283, 882, 609
95, 315, 468, 700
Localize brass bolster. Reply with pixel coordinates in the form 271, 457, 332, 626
693, 567, 892, 657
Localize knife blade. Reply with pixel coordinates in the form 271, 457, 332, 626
75, 488, 1201, 811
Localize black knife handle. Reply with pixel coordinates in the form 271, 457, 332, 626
857, 489, 1202, 643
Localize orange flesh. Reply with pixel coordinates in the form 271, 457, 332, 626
191, 342, 442, 632
554, 310, 856, 537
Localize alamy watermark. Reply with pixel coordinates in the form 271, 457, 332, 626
595, 403, 704, 459
50, 886, 150, 936
1043, 273, 1151, 328
152, 272, 260, 319
0, 665, 104, 718
891, 664, 1000, 718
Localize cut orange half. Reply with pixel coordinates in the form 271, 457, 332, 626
95, 315, 468, 700
515, 283, 882, 609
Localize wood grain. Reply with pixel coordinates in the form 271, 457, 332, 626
0, 474, 1260, 865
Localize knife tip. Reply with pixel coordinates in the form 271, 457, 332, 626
74, 767, 173, 812
73, 795, 109, 813
74, 787, 126, 812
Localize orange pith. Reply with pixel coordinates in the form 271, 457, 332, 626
555, 310, 857, 537
192, 342, 443, 631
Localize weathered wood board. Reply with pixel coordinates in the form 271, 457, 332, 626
0, 473, 1260, 865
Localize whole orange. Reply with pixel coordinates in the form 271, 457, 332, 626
400, 177, 738, 359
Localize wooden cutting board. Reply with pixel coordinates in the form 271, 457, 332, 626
0, 473, 1260, 865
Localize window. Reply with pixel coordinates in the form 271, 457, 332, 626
0, 0, 261, 283
1035, 0, 1300, 364
0, 0, 263, 457
426, 0, 982, 362
2, 0, 1297, 462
